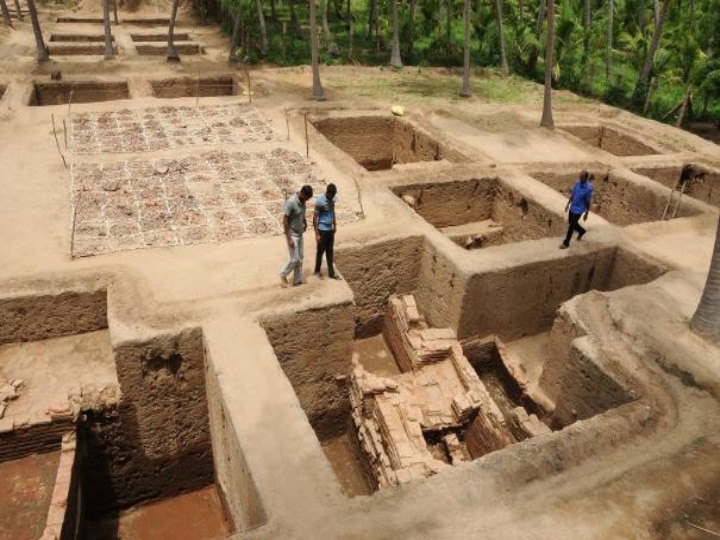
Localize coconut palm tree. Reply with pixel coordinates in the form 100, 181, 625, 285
167, 0, 181, 62
631, 0, 671, 106
691, 217, 720, 345
494, 0, 509, 74
103, 0, 114, 60
26, 0, 48, 61
540, 0, 555, 128
12, 0, 21, 21
460, 0, 473, 97
1, 0, 13, 28
389, 0, 402, 67
310, 0, 324, 100
255, 0, 268, 54
228, 8, 242, 64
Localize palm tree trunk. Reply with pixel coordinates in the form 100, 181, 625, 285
691, 216, 720, 345
446, 0, 452, 46
348, 0, 353, 57
256, 0, 268, 54
26, 0, 48, 61
528, 0, 546, 74
519, 0, 524, 26
321, 0, 330, 36
606, 0, 613, 85
494, 0, 508, 74
637, 0, 645, 29
653, 0, 659, 27
389, 0, 402, 67
582, 0, 590, 62
103, 0, 114, 60
540, 0, 555, 128
407, 0, 416, 61
113, 0, 118, 24
167, 0, 180, 61
270, 0, 277, 23
460, 0, 472, 97
13, 0, 22, 22
228, 9, 242, 63
1, 0, 13, 28
632, 0, 670, 106
676, 84, 692, 127
289, 0, 300, 35
367, 0, 377, 39
310, 0, 324, 100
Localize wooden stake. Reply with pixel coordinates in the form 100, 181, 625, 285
51, 113, 67, 168
304, 113, 309, 158
62, 117, 67, 149
285, 106, 290, 140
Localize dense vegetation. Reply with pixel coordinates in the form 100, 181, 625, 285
208, 0, 718, 127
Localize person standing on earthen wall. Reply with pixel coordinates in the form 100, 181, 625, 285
560, 171, 593, 249
280, 185, 313, 286
313, 183, 341, 280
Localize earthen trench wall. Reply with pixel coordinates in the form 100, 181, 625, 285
632, 165, 720, 209
83, 328, 214, 514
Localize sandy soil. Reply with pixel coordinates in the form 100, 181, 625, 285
1, 1, 720, 539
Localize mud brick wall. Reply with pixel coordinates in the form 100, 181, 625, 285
205, 347, 267, 532
394, 179, 497, 228
0, 289, 107, 344
32, 82, 129, 106
262, 303, 355, 440
458, 247, 617, 340
633, 165, 720, 209
0, 419, 73, 462
313, 116, 395, 171
82, 328, 214, 514
335, 236, 424, 337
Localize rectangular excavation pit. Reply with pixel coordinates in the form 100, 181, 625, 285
56, 15, 104, 23
131, 32, 190, 42
136, 43, 201, 56
50, 33, 108, 42
151, 75, 238, 98
312, 116, 465, 171
29, 81, 129, 106
393, 178, 566, 249
631, 164, 720, 210
562, 125, 662, 156
80, 327, 265, 537
529, 169, 703, 225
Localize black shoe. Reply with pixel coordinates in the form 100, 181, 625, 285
577, 232, 585, 241
559, 243, 569, 250
329, 275, 342, 280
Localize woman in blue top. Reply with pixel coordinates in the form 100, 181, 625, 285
560, 171, 593, 249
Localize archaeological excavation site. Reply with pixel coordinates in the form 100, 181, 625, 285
1, 1, 720, 539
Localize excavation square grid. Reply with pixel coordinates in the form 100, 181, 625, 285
70, 149, 358, 257
69, 103, 276, 155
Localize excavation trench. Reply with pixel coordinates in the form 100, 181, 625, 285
131, 33, 190, 42
151, 75, 239, 98
49, 33, 109, 42
262, 236, 666, 496
631, 163, 720, 210
136, 43, 201, 56
48, 44, 118, 56
529, 169, 704, 225
0, 287, 265, 538
312, 115, 466, 171
393, 177, 565, 249
562, 125, 662, 156
29, 81, 130, 106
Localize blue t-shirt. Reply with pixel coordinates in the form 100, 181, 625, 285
569, 180, 593, 214
314, 194, 336, 231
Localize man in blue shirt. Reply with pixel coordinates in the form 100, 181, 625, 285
313, 183, 341, 280
560, 171, 593, 249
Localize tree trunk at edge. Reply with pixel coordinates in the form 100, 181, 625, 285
27, 0, 48, 61
12, 0, 22, 21
103, 0, 114, 60
389, 0, 402, 67
256, 0, 268, 54
691, 216, 720, 346
540, 0, 555, 128
310, 0, 324, 100
494, 0, 508, 74
460, 0, 472, 97
167, 0, 180, 61
228, 9, 242, 63
1, 0, 13, 28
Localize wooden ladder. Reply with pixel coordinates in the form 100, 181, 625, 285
662, 175, 687, 220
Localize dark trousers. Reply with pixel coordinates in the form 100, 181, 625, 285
315, 230, 335, 276
564, 212, 586, 246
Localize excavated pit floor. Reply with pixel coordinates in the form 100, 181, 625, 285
0, 451, 60, 540
131, 33, 190, 42
50, 33, 107, 42
312, 115, 462, 171
86, 485, 231, 540
562, 125, 662, 156
393, 178, 564, 249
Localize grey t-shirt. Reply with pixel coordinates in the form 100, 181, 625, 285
284, 193, 306, 234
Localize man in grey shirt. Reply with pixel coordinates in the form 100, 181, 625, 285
280, 185, 313, 286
